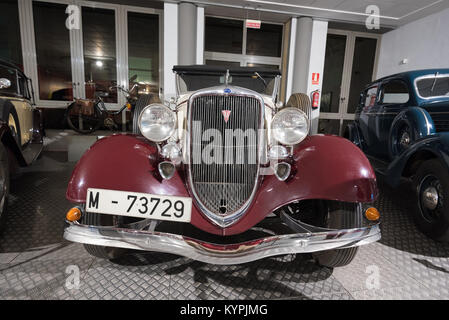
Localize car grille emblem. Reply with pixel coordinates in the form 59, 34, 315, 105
222, 110, 231, 123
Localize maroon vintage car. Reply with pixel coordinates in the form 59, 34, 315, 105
63, 65, 380, 268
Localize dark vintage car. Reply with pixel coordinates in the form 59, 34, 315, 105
0, 60, 44, 222
63, 65, 380, 268
345, 69, 449, 241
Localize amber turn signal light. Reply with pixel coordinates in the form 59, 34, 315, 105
126, 103, 132, 110
66, 207, 82, 222
365, 207, 380, 221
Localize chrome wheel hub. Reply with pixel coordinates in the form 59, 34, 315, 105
399, 131, 411, 148
422, 186, 439, 210
418, 175, 443, 222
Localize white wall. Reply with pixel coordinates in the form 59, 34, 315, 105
377, 7, 449, 78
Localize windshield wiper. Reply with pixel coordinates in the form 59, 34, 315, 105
254, 72, 267, 88
430, 72, 439, 94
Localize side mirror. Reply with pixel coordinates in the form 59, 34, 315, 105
0, 78, 11, 89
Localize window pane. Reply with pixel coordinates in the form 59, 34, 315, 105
128, 12, 159, 95
205, 60, 241, 67
82, 7, 117, 103
320, 34, 346, 113
0, 0, 22, 67
381, 80, 409, 104
364, 86, 378, 108
417, 76, 449, 98
33, 1, 73, 101
347, 37, 377, 113
318, 119, 340, 135
205, 17, 243, 54
246, 23, 282, 57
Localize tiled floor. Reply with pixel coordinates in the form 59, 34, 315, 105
0, 132, 448, 299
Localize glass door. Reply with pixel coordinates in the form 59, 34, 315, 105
318, 30, 380, 136
17, 0, 161, 118
33, 1, 74, 104
127, 11, 160, 96
319, 33, 348, 135
81, 5, 118, 105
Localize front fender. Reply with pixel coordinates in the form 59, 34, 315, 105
67, 134, 377, 236
385, 133, 449, 187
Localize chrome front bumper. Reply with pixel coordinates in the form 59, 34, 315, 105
64, 220, 381, 265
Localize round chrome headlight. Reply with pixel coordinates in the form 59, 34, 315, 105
138, 104, 176, 142
271, 107, 309, 145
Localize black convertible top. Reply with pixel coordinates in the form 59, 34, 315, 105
0, 59, 28, 79
173, 64, 281, 77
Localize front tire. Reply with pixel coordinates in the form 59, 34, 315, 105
312, 201, 362, 268
83, 212, 128, 259
413, 159, 449, 242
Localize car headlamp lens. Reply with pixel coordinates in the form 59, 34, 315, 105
138, 104, 176, 142
271, 108, 309, 145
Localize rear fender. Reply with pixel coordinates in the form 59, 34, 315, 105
66, 134, 378, 236
389, 107, 435, 159
391, 107, 435, 138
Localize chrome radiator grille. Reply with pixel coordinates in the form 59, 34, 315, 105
189, 93, 262, 221
428, 112, 449, 132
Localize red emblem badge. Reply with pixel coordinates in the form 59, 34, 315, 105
222, 110, 231, 123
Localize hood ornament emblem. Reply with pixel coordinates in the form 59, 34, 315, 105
222, 110, 231, 123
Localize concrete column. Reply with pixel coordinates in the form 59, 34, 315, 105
306, 20, 328, 134
288, 17, 328, 134
292, 17, 313, 94
163, 2, 204, 99
163, 3, 178, 100
196, 6, 205, 64
178, 2, 197, 65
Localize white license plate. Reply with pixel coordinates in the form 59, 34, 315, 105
86, 188, 192, 223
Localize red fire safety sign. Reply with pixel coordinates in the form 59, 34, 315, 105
312, 73, 320, 85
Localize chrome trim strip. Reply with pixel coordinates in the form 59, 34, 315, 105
186, 86, 266, 229
64, 222, 381, 265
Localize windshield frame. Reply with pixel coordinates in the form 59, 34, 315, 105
414, 73, 449, 100
175, 70, 281, 102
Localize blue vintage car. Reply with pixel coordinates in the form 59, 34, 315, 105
345, 69, 449, 241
